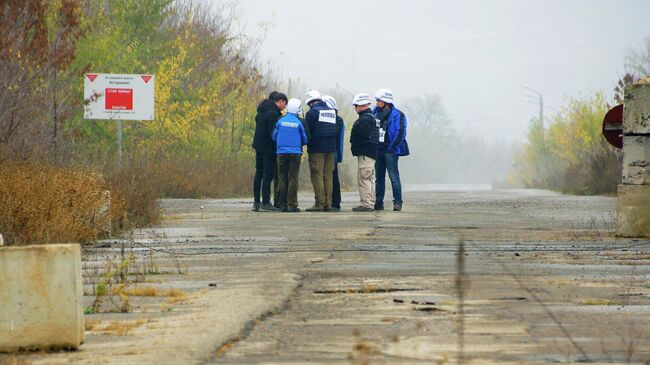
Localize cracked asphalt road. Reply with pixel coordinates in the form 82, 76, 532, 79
18, 188, 650, 365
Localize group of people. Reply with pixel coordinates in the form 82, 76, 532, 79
251, 89, 409, 213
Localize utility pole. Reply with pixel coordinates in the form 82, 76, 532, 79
525, 85, 544, 129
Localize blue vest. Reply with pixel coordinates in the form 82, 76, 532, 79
273, 114, 308, 155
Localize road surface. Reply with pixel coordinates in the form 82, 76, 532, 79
17, 188, 650, 365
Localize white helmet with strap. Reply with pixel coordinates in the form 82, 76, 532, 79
305, 90, 322, 104
286, 98, 302, 114
375, 88, 394, 104
352, 93, 372, 106
322, 95, 337, 110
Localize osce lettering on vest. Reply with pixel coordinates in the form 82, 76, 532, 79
281, 121, 300, 128
318, 110, 337, 124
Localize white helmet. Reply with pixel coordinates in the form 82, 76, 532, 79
286, 98, 302, 114
305, 90, 322, 104
375, 88, 394, 104
352, 93, 372, 106
322, 95, 337, 110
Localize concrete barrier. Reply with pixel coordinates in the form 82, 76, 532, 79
0, 244, 84, 352
623, 83, 650, 134
617, 185, 650, 237
622, 135, 650, 185
618, 83, 650, 237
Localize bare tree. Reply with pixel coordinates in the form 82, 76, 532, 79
625, 37, 650, 78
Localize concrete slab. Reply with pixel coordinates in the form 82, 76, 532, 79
622, 135, 650, 185
616, 184, 650, 237
18, 190, 650, 364
0, 244, 84, 352
623, 83, 650, 134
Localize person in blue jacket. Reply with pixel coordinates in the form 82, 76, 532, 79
373, 88, 409, 211
304, 90, 338, 212
273, 98, 308, 212
322, 95, 345, 212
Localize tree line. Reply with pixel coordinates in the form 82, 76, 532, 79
0, 0, 274, 244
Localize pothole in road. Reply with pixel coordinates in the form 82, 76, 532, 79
393, 298, 447, 313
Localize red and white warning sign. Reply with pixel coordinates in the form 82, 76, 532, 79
84, 73, 154, 120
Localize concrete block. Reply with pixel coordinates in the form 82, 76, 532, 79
622, 135, 650, 185
616, 185, 650, 237
624, 84, 650, 134
0, 244, 84, 352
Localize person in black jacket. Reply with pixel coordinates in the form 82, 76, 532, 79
252, 92, 287, 211
304, 90, 338, 212
322, 95, 345, 212
350, 93, 378, 212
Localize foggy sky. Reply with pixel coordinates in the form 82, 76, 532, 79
229, 0, 649, 143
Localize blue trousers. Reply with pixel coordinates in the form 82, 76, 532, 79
375, 150, 402, 206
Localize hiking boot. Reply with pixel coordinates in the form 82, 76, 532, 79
393, 203, 402, 211
353, 205, 374, 212
287, 207, 301, 213
306, 205, 324, 212
260, 203, 280, 212
325, 206, 340, 212
251, 202, 261, 212
374, 204, 384, 211
280, 206, 288, 212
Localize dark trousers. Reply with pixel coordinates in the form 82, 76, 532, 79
253, 152, 276, 205
375, 150, 402, 206
273, 164, 280, 207
277, 154, 302, 209
332, 163, 341, 208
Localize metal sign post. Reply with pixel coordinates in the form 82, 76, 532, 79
117, 120, 123, 165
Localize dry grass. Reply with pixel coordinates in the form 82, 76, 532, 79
85, 319, 99, 331
123, 286, 160, 297
166, 288, 188, 304
136, 157, 253, 199
362, 283, 379, 293
581, 298, 621, 306
0, 354, 31, 365
0, 162, 125, 245
122, 286, 188, 303
215, 337, 241, 358
90, 318, 149, 336
103, 159, 161, 229
0, 155, 258, 246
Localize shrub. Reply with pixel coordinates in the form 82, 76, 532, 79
512, 93, 621, 195
0, 162, 123, 245
104, 160, 161, 229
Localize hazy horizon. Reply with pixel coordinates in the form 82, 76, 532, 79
228, 0, 649, 143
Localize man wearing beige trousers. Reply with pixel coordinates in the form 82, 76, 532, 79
350, 93, 379, 212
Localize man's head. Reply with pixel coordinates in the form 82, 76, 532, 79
274, 92, 288, 111
268, 91, 280, 100
305, 90, 322, 107
375, 88, 394, 109
352, 93, 372, 113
